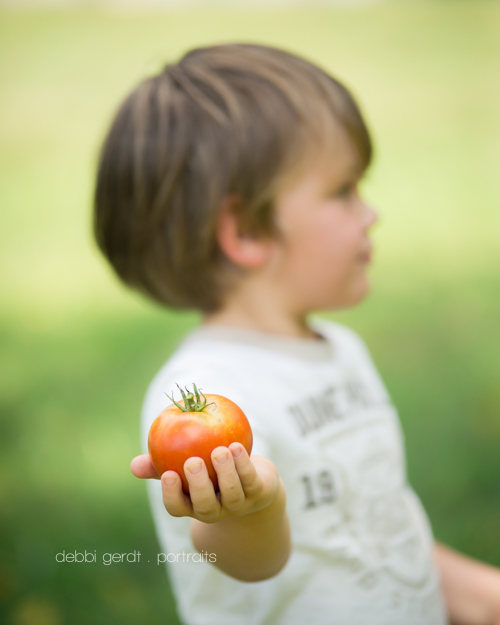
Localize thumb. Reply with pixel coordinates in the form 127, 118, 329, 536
130, 454, 160, 479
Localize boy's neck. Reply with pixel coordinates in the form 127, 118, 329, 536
203, 259, 326, 340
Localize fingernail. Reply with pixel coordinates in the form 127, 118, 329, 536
231, 445, 242, 458
187, 462, 202, 475
163, 476, 177, 486
214, 452, 228, 464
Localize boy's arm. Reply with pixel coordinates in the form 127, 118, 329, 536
190, 475, 289, 582
435, 542, 500, 625
131, 443, 291, 582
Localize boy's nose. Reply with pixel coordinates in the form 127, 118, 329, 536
362, 202, 379, 230
368, 206, 379, 228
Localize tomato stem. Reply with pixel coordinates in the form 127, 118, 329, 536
165, 383, 212, 412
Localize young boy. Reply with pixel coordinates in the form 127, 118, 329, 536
94, 44, 500, 625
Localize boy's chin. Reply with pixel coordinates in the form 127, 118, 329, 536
354, 280, 372, 303
322, 280, 371, 311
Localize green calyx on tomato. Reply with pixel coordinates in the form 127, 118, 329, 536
165, 383, 213, 413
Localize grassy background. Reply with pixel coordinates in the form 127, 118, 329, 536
1, 1, 500, 623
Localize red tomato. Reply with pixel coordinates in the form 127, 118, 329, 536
148, 385, 253, 493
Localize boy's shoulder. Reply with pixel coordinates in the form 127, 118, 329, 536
164, 315, 365, 358
148, 317, 371, 396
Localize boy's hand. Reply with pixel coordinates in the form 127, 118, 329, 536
130, 443, 281, 523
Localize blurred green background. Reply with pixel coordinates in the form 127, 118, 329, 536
1, 1, 499, 623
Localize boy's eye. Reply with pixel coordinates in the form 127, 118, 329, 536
331, 183, 355, 198
338, 185, 352, 197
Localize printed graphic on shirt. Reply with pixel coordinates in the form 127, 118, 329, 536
287, 370, 387, 437
289, 381, 434, 594
299, 469, 337, 509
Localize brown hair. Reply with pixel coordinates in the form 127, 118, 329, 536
93, 43, 373, 312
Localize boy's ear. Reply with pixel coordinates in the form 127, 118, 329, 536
216, 196, 272, 269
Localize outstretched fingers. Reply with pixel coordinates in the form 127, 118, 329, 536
161, 471, 193, 517
158, 447, 277, 522
183, 457, 222, 522
228, 443, 264, 497
211, 447, 245, 512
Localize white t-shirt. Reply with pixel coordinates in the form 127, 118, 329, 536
141, 318, 448, 625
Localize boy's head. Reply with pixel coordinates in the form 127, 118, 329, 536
94, 43, 373, 313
